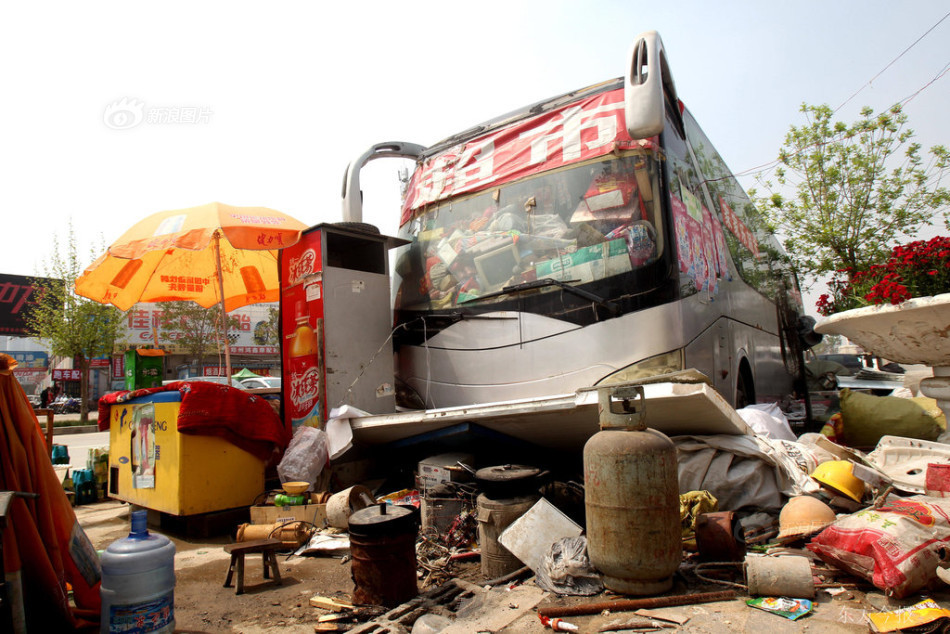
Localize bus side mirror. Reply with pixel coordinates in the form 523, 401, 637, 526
625, 31, 676, 139
342, 142, 426, 224
797, 315, 823, 350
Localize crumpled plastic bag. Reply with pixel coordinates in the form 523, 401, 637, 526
294, 530, 350, 557
277, 425, 328, 488
738, 403, 797, 441
535, 536, 603, 596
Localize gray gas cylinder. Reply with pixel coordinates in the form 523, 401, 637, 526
583, 385, 681, 595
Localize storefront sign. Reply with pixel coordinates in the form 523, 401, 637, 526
119, 303, 278, 354
112, 354, 124, 380
2, 350, 48, 368
52, 368, 83, 381
0, 274, 57, 336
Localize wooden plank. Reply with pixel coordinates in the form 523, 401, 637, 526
309, 596, 355, 612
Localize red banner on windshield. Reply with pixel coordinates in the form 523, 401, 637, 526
401, 88, 655, 224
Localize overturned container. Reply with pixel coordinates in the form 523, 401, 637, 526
583, 385, 681, 594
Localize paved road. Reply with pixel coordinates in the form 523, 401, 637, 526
55, 429, 109, 471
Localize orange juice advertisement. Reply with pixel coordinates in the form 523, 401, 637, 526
280, 229, 325, 429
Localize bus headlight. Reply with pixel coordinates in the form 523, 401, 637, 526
596, 350, 685, 385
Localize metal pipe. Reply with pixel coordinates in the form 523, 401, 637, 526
536, 590, 739, 618
213, 231, 232, 380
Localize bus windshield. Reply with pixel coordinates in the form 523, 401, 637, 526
393, 151, 665, 312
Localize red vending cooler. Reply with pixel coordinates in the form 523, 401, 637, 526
279, 224, 404, 430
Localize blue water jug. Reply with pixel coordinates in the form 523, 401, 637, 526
100, 510, 176, 633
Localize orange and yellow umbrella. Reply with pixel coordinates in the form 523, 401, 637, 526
74, 202, 307, 375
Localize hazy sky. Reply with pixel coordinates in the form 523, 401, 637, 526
2, 1, 948, 315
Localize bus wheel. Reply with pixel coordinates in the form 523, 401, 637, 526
736, 364, 755, 409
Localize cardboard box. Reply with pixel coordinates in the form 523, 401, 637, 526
417, 453, 474, 491
250, 503, 327, 528
534, 238, 631, 283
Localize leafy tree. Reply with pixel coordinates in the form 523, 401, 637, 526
252, 306, 279, 346
753, 103, 950, 292
26, 225, 125, 423
157, 301, 240, 373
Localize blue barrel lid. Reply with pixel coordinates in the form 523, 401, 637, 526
122, 390, 181, 405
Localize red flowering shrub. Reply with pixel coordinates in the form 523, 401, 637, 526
817, 236, 950, 316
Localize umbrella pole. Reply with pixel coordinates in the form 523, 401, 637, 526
213, 232, 232, 380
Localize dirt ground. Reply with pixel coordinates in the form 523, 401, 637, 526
74, 499, 906, 634
80, 500, 363, 633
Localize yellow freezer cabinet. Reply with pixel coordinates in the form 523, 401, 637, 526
108, 391, 264, 516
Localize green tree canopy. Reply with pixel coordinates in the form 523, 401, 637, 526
157, 301, 239, 371
26, 225, 125, 422
754, 103, 950, 289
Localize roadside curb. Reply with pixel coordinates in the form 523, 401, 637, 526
42, 425, 101, 436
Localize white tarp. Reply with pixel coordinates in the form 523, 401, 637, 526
673, 433, 828, 511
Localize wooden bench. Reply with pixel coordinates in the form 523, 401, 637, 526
223, 538, 283, 595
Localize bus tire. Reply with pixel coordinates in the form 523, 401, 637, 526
735, 363, 755, 410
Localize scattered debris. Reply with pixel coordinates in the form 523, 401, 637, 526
745, 597, 813, 621
867, 598, 950, 633
309, 595, 355, 612
633, 609, 690, 625
537, 590, 739, 618
598, 614, 677, 631
539, 614, 580, 631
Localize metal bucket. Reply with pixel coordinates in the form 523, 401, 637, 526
348, 504, 419, 607
326, 485, 374, 529
476, 493, 538, 580
745, 555, 815, 599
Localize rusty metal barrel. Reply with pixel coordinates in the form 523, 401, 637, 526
475, 465, 544, 580
476, 493, 539, 579
348, 503, 419, 607
583, 385, 681, 595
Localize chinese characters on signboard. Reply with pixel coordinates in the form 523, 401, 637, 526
0, 274, 57, 336
52, 368, 83, 381
4, 351, 48, 368
121, 304, 277, 353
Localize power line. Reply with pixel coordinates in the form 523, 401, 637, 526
727, 56, 950, 184
834, 10, 950, 113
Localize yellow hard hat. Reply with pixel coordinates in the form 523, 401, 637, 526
811, 460, 865, 502
777, 496, 837, 540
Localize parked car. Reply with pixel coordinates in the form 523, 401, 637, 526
240, 377, 281, 390
163, 377, 248, 390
